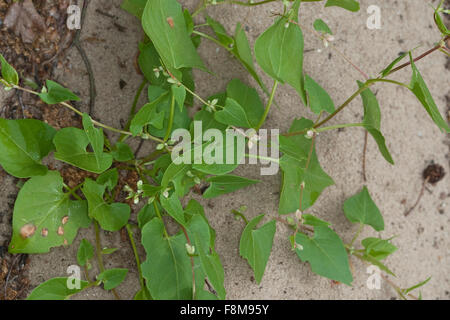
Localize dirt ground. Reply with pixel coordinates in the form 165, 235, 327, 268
0, 0, 449, 300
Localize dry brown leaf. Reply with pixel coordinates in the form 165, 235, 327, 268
4, 0, 46, 44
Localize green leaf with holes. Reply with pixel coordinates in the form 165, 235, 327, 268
27, 278, 89, 300
0, 119, 56, 178
81, 178, 130, 231
39, 80, 80, 104
295, 226, 353, 285
343, 186, 384, 231
53, 127, 113, 174
142, 0, 206, 78
9, 171, 91, 254
239, 214, 276, 284
254, 1, 306, 104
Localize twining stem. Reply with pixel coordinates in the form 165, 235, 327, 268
315, 123, 364, 133
12, 85, 165, 143
120, 79, 147, 142
63, 184, 83, 201
404, 177, 429, 216
126, 224, 145, 291
256, 80, 278, 130
84, 265, 93, 284
94, 221, 120, 300
350, 252, 418, 300
164, 94, 176, 142
94, 222, 105, 273
231, 209, 249, 225
386, 35, 449, 76
293, 134, 316, 237
313, 84, 371, 129
192, 30, 232, 51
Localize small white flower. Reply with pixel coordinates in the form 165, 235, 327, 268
295, 209, 303, 221
162, 189, 170, 198
133, 195, 140, 205
186, 170, 194, 178
284, 22, 290, 29
305, 130, 315, 139
137, 180, 143, 189
295, 243, 304, 251
325, 34, 335, 42
185, 243, 195, 255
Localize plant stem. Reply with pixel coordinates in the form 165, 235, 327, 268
94, 221, 120, 300
349, 223, 364, 247
313, 83, 371, 129
63, 184, 83, 201
126, 224, 145, 290
315, 123, 364, 133
13, 85, 165, 143
231, 209, 249, 225
94, 222, 105, 273
193, 30, 232, 51
164, 94, 176, 142
256, 80, 278, 130
386, 35, 449, 76
120, 79, 147, 142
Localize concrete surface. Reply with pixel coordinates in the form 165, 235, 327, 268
0, 0, 449, 299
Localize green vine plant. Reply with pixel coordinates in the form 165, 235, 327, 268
0, 0, 448, 300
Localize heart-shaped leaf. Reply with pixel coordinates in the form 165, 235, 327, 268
0, 119, 56, 178
295, 226, 353, 285
343, 186, 384, 231
239, 214, 276, 284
